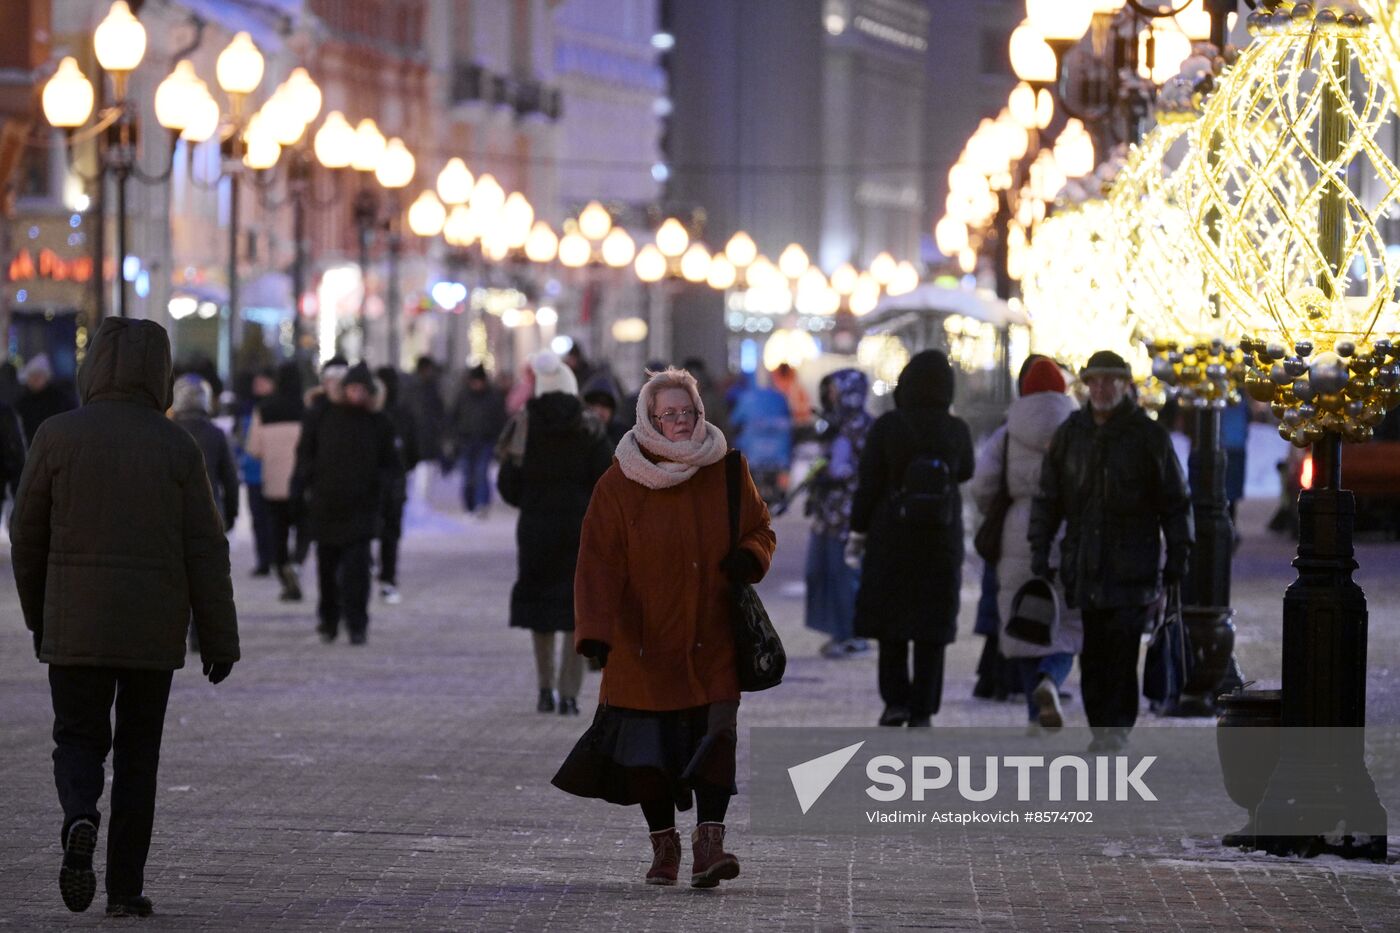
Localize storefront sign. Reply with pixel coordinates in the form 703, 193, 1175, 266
8, 248, 93, 284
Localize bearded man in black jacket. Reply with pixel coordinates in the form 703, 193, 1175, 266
1028, 350, 1193, 751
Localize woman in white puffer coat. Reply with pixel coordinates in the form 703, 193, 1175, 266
970, 357, 1082, 728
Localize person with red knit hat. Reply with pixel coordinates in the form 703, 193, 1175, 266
970, 356, 1081, 730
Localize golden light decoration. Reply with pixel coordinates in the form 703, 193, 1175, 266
856, 334, 911, 387
1180, 4, 1400, 445
1109, 117, 1245, 411
1359, 0, 1400, 112
1022, 199, 1146, 378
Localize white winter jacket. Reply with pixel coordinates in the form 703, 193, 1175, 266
971, 390, 1082, 658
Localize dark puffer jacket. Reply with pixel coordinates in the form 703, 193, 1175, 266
850, 350, 974, 645
296, 401, 400, 546
10, 318, 239, 669
1028, 398, 1193, 610
498, 392, 613, 633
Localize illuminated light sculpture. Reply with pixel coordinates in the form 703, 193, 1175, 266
1359, 0, 1400, 110
1179, 0, 1396, 862
1021, 197, 1143, 378
1110, 116, 1245, 412
1181, 5, 1400, 448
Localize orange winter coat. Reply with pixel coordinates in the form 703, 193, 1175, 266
574, 454, 776, 711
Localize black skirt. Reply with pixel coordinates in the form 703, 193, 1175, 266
551, 704, 737, 811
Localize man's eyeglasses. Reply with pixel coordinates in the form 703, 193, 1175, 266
651, 408, 697, 425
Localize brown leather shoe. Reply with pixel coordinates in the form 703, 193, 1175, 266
645, 828, 681, 885
690, 822, 740, 888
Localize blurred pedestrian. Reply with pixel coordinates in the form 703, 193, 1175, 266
804, 369, 872, 659
581, 373, 628, 447
971, 358, 1081, 730
247, 362, 305, 601
1029, 350, 1193, 752
553, 367, 774, 889
729, 372, 792, 502
681, 356, 731, 443
405, 356, 447, 470
497, 351, 612, 715
235, 368, 276, 576
374, 366, 420, 604
450, 364, 507, 516
170, 375, 238, 532
769, 362, 813, 437
845, 350, 974, 728
12, 318, 238, 918
295, 362, 401, 645
16, 353, 76, 444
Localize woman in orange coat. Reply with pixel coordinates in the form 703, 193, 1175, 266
552, 367, 775, 889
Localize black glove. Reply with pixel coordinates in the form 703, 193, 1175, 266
719, 548, 760, 584
203, 661, 234, 685
579, 639, 610, 670
32, 629, 42, 659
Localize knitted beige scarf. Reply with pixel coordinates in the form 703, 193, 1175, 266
615, 372, 728, 489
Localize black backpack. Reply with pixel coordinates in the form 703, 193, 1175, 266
891, 417, 956, 527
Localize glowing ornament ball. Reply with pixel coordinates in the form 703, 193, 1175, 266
1181, 2, 1400, 445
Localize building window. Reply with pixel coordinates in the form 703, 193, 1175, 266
981, 29, 1013, 76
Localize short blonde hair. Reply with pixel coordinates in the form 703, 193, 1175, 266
640, 367, 702, 421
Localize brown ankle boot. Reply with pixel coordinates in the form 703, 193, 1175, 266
645, 828, 681, 885
690, 822, 740, 888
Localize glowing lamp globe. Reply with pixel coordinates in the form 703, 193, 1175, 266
501, 192, 535, 249
524, 222, 559, 264
216, 32, 264, 97
314, 111, 355, 169
601, 227, 636, 268
635, 244, 667, 283
558, 232, 592, 268
1010, 21, 1057, 84
656, 218, 690, 258
724, 231, 758, 268
94, 1, 146, 74
284, 67, 322, 124
180, 86, 220, 143
42, 57, 94, 128
154, 60, 201, 132
578, 200, 613, 240
778, 243, 810, 280
1026, 0, 1093, 44
680, 243, 712, 283
407, 191, 447, 238
350, 118, 386, 173
375, 137, 416, 189
707, 256, 737, 290
436, 158, 474, 206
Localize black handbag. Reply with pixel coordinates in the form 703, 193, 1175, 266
725, 451, 785, 692
973, 432, 1012, 564
1143, 585, 1192, 709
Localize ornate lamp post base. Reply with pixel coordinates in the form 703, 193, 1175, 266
1250, 441, 1388, 860
1169, 606, 1237, 717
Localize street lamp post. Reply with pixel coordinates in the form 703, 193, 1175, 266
1182, 0, 1398, 858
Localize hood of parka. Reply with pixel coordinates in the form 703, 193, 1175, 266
78, 317, 173, 411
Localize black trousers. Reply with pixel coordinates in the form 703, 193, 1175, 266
378, 496, 405, 585
317, 539, 372, 636
247, 483, 273, 570
49, 665, 173, 898
266, 498, 295, 566
877, 640, 946, 718
1079, 605, 1153, 730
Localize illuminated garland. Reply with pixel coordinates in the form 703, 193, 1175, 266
1180, 4, 1400, 445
